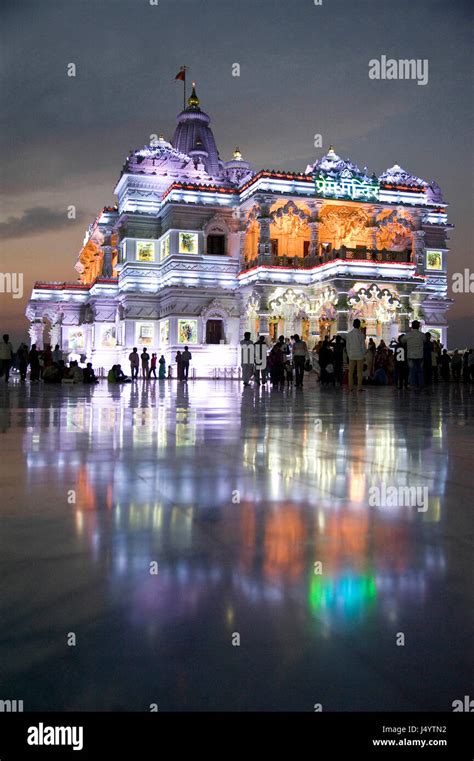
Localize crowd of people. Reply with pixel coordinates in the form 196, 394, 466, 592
0, 335, 99, 385
1, 327, 472, 391
108, 346, 195, 383
240, 320, 474, 391
125, 347, 169, 382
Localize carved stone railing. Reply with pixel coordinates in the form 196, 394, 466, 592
240, 247, 413, 271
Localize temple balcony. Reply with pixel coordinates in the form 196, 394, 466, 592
240, 247, 413, 272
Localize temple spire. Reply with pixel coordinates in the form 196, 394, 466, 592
187, 82, 200, 110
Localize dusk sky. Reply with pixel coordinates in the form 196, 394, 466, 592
1, 0, 472, 346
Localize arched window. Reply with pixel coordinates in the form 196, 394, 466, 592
203, 215, 230, 257
206, 234, 226, 256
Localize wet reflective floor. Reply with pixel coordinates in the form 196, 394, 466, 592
0, 379, 472, 711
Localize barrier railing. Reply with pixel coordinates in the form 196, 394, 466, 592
213, 367, 242, 380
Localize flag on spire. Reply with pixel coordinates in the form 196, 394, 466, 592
175, 67, 188, 110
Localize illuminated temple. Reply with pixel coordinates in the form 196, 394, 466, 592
26, 85, 452, 374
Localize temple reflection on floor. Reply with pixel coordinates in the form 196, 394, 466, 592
16, 382, 454, 633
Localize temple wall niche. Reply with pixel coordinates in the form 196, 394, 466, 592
110, 233, 119, 276
269, 199, 312, 217
319, 204, 372, 249
375, 209, 415, 252
268, 200, 311, 258
244, 218, 259, 262
76, 236, 103, 284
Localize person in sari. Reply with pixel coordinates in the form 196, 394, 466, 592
366, 337, 376, 379
175, 351, 183, 380
268, 341, 285, 389
159, 355, 166, 379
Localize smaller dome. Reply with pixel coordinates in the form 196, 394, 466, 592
379, 164, 427, 188
426, 180, 444, 204
154, 135, 173, 150
233, 146, 242, 161
306, 146, 368, 181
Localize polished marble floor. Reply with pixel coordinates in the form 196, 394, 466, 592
0, 378, 473, 711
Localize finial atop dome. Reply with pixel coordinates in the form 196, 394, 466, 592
233, 146, 242, 160
187, 82, 200, 109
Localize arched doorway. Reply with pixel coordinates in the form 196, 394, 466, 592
206, 319, 224, 344
348, 284, 403, 341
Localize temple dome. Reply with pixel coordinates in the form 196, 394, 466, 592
126, 139, 190, 168
379, 164, 427, 188
171, 84, 221, 176
306, 146, 370, 181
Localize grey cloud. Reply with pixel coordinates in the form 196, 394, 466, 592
0, 207, 86, 240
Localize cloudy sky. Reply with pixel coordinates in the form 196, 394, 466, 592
1, 0, 472, 345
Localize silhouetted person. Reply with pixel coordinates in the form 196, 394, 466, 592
0, 334, 14, 383
292, 333, 308, 388
17, 343, 29, 382
254, 336, 268, 385
451, 350, 462, 382
140, 347, 150, 379
394, 335, 409, 389
148, 353, 157, 379
175, 350, 183, 380
401, 320, 424, 389
440, 349, 451, 382
158, 355, 166, 379
240, 332, 253, 386
346, 319, 366, 390
181, 346, 192, 380
83, 362, 99, 383
330, 335, 345, 385
129, 347, 139, 379
28, 344, 40, 382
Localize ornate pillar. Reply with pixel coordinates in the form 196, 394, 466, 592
103, 248, 113, 278
336, 310, 349, 334
257, 217, 271, 262
238, 293, 250, 338
369, 225, 379, 257
100, 229, 113, 278
285, 310, 296, 337
399, 314, 410, 333
308, 300, 319, 341
365, 318, 377, 338
257, 199, 272, 264
83, 324, 94, 356
308, 221, 320, 257
238, 228, 246, 269
29, 320, 44, 348
412, 230, 425, 275
256, 288, 270, 336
